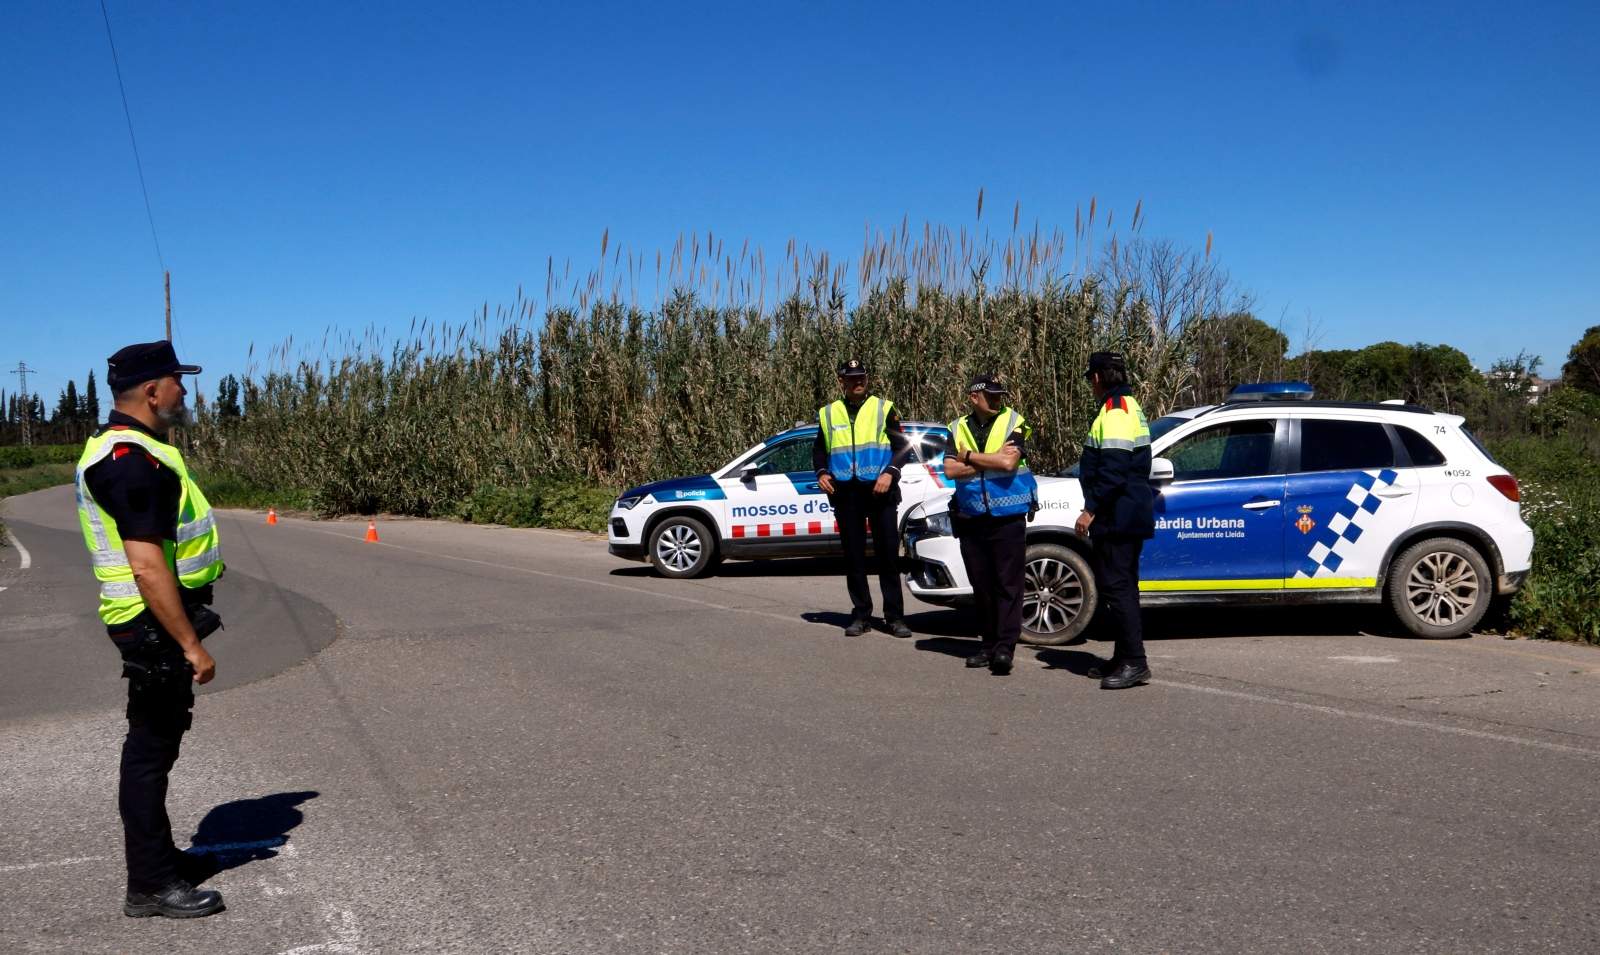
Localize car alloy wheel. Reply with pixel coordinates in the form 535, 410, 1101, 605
1387, 536, 1492, 639
656, 523, 703, 573
1025, 557, 1085, 634
1405, 550, 1480, 628
1018, 542, 1098, 645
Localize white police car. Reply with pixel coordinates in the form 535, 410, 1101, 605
904, 383, 1534, 640
608, 422, 955, 577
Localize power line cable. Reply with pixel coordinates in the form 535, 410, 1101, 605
98, 0, 166, 274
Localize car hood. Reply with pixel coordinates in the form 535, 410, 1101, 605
912, 475, 1083, 518
621, 474, 726, 503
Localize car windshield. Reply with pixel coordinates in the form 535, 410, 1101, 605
1150, 415, 1190, 443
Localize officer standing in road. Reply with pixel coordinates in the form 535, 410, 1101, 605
76, 341, 228, 919
814, 359, 915, 638
943, 373, 1037, 675
1075, 351, 1156, 689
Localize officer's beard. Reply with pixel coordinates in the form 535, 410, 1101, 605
157, 404, 190, 428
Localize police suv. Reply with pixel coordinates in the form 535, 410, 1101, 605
903, 383, 1534, 641
608, 422, 954, 577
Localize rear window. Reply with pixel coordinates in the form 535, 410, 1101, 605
1461, 427, 1501, 466
1299, 419, 1394, 472
1396, 427, 1447, 467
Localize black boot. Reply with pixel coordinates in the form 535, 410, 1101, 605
989, 649, 1013, 675
965, 649, 993, 668
1099, 662, 1152, 690
124, 880, 225, 919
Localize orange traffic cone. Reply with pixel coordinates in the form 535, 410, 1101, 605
266, 507, 278, 525
364, 520, 380, 543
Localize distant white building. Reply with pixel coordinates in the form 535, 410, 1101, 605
1484, 370, 1561, 404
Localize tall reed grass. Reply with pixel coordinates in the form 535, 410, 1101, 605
186, 199, 1248, 516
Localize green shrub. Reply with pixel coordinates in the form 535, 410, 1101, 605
455, 478, 615, 533
0, 462, 76, 498
194, 470, 316, 512
0, 444, 80, 470
1488, 433, 1600, 644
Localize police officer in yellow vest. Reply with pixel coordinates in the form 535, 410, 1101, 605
77, 341, 227, 919
814, 359, 914, 638
943, 373, 1037, 675
1074, 352, 1156, 690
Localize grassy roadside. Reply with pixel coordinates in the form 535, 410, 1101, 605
0, 447, 79, 541
1487, 433, 1600, 644
0, 461, 75, 499
197, 470, 616, 535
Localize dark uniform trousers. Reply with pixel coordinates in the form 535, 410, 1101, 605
1092, 535, 1147, 667
112, 625, 197, 893
830, 479, 903, 623
957, 514, 1027, 655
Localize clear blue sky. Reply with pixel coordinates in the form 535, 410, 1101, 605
4, 0, 1597, 408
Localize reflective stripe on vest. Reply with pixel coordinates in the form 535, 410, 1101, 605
1085, 394, 1151, 451
819, 396, 893, 480
76, 427, 225, 626
949, 408, 1039, 517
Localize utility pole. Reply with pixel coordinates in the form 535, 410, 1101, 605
165, 270, 172, 341
8, 361, 34, 446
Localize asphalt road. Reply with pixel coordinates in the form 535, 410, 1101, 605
3, 483, 1598, 954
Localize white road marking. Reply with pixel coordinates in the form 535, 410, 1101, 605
3, 526, 31, 570
1329, 655, 1400, 664
1158, 679, 1600, 759
0, 854, 109, 874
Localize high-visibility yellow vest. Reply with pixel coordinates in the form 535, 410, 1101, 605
819, 396, 894, 480
1084, 392, 1151, 452
75, 427, 224, 626
949, 408, 1038, 517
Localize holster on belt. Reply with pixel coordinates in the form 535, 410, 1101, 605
111, 599, 224, 686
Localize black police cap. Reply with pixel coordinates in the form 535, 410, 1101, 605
967, 372, 1008, 394
106, 341, 202, 391
837, 358, 869, 377
1087, 351, 1126, 375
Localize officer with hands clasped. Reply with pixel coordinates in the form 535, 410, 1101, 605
815, 358, 915, 638
1075, 351, 1156, 689
943, 373, 1038, 675
76, 341, 229, 919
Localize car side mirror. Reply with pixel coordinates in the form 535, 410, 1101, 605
740, 465, 760, 483
1149, 457, 1174, 483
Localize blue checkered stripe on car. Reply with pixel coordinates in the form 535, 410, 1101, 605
1294, 468, 1401, 578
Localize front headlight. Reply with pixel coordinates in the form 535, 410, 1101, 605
615, 495, 646, 510
924, 510, 953, 537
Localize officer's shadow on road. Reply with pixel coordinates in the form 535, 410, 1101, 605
181, 790, 319, 882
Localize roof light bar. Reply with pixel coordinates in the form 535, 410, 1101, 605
1226, 381, 1315, 402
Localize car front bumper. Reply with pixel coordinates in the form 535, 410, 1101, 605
904, 530, 972, 604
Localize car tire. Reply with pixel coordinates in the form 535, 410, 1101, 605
1387, 537, 1492, 639
1019, 543, 1098, 646
648, 515, 719, 579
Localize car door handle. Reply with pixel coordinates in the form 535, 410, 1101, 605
1242, 500, 1281, 510
800, 482, 820, 491
1375, 490, 1413, 498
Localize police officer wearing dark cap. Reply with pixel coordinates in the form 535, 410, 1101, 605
943, 373, 1039, 675
75, 341, 229, 918
814, 359, 915, 637
1076, 351, 1156, 689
